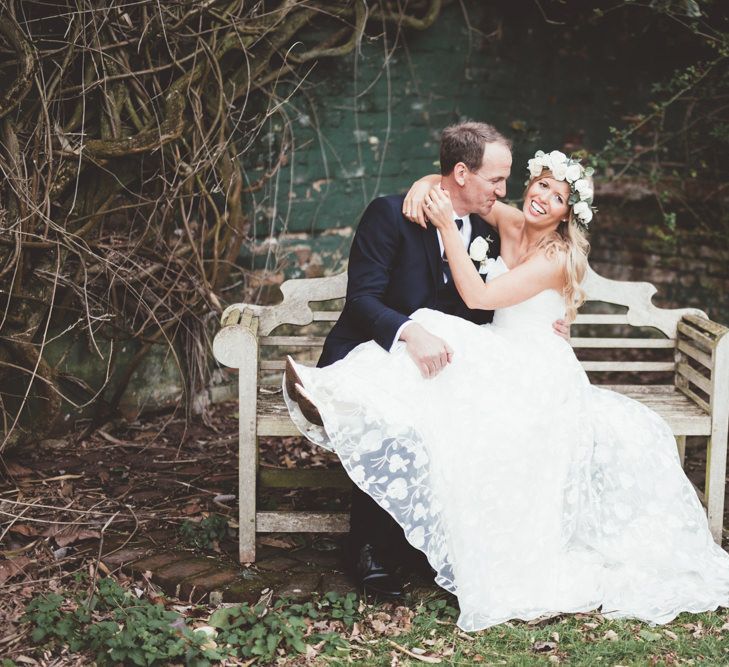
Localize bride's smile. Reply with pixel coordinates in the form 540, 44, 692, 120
523, 177, 570, 227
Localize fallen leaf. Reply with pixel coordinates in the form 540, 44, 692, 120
371, 619, 387, 633
44, 526, 101, 547
0, 556, 31, 585
259, 536, 297, 549
532, 641, 557, 652
8, 524, 40, 537
639, 629, 662, 642
388, 640, 441, 664
603, 630, 619, 641
5, 462, 34, 477
183, 502, 202, 515
664, 629, 678, 640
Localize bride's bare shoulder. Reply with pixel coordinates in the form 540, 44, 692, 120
486, 201, 524, 234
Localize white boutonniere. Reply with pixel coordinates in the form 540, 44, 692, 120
469, 235, 494, 274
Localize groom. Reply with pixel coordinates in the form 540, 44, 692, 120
317, 121, 564, 596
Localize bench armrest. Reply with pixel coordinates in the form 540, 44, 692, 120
675, 314, 729, 416
213, 306, 259, 369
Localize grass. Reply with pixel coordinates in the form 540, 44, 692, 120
333, 594, 729, 666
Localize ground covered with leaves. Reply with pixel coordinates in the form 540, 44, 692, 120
1, 402, 729, 665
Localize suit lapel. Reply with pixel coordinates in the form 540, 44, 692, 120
422, 223, 442, 290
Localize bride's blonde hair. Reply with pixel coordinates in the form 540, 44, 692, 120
523, 170, 591, 323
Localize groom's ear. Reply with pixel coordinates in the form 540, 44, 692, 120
453, 162, 467, 186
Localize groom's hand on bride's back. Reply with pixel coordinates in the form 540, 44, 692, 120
399, 323, 454, 379
553, 319, 571, 342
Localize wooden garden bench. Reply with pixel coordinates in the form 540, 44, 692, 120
213, 266, 729, 563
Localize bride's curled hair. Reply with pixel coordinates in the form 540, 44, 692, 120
524, 170, 591, 323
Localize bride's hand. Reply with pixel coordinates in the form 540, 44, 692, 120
423, 186, 457, 231
402, 177, 436, 229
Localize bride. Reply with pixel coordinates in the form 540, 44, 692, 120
283, 150, 729, 631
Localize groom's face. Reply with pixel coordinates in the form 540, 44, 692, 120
460, 142, 512, 218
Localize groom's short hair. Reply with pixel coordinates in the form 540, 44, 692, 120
440, 122, 511, 175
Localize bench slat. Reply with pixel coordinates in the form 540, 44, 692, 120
677, 339, 712, 369
256, 511, 349, 532
683, 313, 728, 338
260, 336, 326, 347
677, 321, 714, 352
259, 467, 350, 489
581, 361, 674, 371
677, 384, 711, 414
571, 338, 673, 348
574, 314, 629, 324
676, 361, 712, 395
312, 312, 341, 321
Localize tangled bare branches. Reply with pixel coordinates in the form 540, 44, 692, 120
0, 0, 444, 451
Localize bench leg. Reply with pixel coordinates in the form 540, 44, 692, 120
706, 333, 729, 545
675, 435, 686, 468
238, 346, 259, 563
705, 434, 726, 545
239, 431, 257, 563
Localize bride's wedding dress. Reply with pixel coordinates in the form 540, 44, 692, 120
283, 256, 729, 631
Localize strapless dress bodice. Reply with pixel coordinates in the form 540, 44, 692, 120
486, 256, 566, 332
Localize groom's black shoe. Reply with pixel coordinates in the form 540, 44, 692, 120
354, 543, 403, 599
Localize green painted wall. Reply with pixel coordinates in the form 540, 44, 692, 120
240, 2, 717, 302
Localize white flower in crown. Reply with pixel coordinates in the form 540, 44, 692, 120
574, 178, 593, 200
551, 161, 568, 180
527, 157, 544, 178
573, 201, 593, 225
549, 150, 568, 165
565, 163, 582, 183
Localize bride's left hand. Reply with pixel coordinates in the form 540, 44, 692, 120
423, 186, 457, 231
403, 178, 434, 228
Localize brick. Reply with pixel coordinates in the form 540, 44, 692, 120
256, 555, 301, 573
319, 572, 354, 597
101, 546, 150, 567
128, 551, 187, 575
153, 557, 219, 597
224, 571, 288, 604
277, 572, 321, 601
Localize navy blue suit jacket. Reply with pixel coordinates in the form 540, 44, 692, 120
319, 194, 501, 367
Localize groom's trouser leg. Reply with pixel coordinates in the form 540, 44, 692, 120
350, 485, 406, 557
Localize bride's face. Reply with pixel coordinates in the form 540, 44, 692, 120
523, 176, 570, 228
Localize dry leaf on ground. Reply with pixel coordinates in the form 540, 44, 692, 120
0, 556, 31, 585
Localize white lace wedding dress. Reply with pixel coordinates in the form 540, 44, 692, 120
283, 256, 729, 631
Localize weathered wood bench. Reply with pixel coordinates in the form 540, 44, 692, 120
213, 266, 729, 563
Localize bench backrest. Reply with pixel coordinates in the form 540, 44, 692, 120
218, 266, 715, 401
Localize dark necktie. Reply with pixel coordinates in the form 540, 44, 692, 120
442, 218, 463, 284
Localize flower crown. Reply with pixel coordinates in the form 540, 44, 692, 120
527, 150, 595, 227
